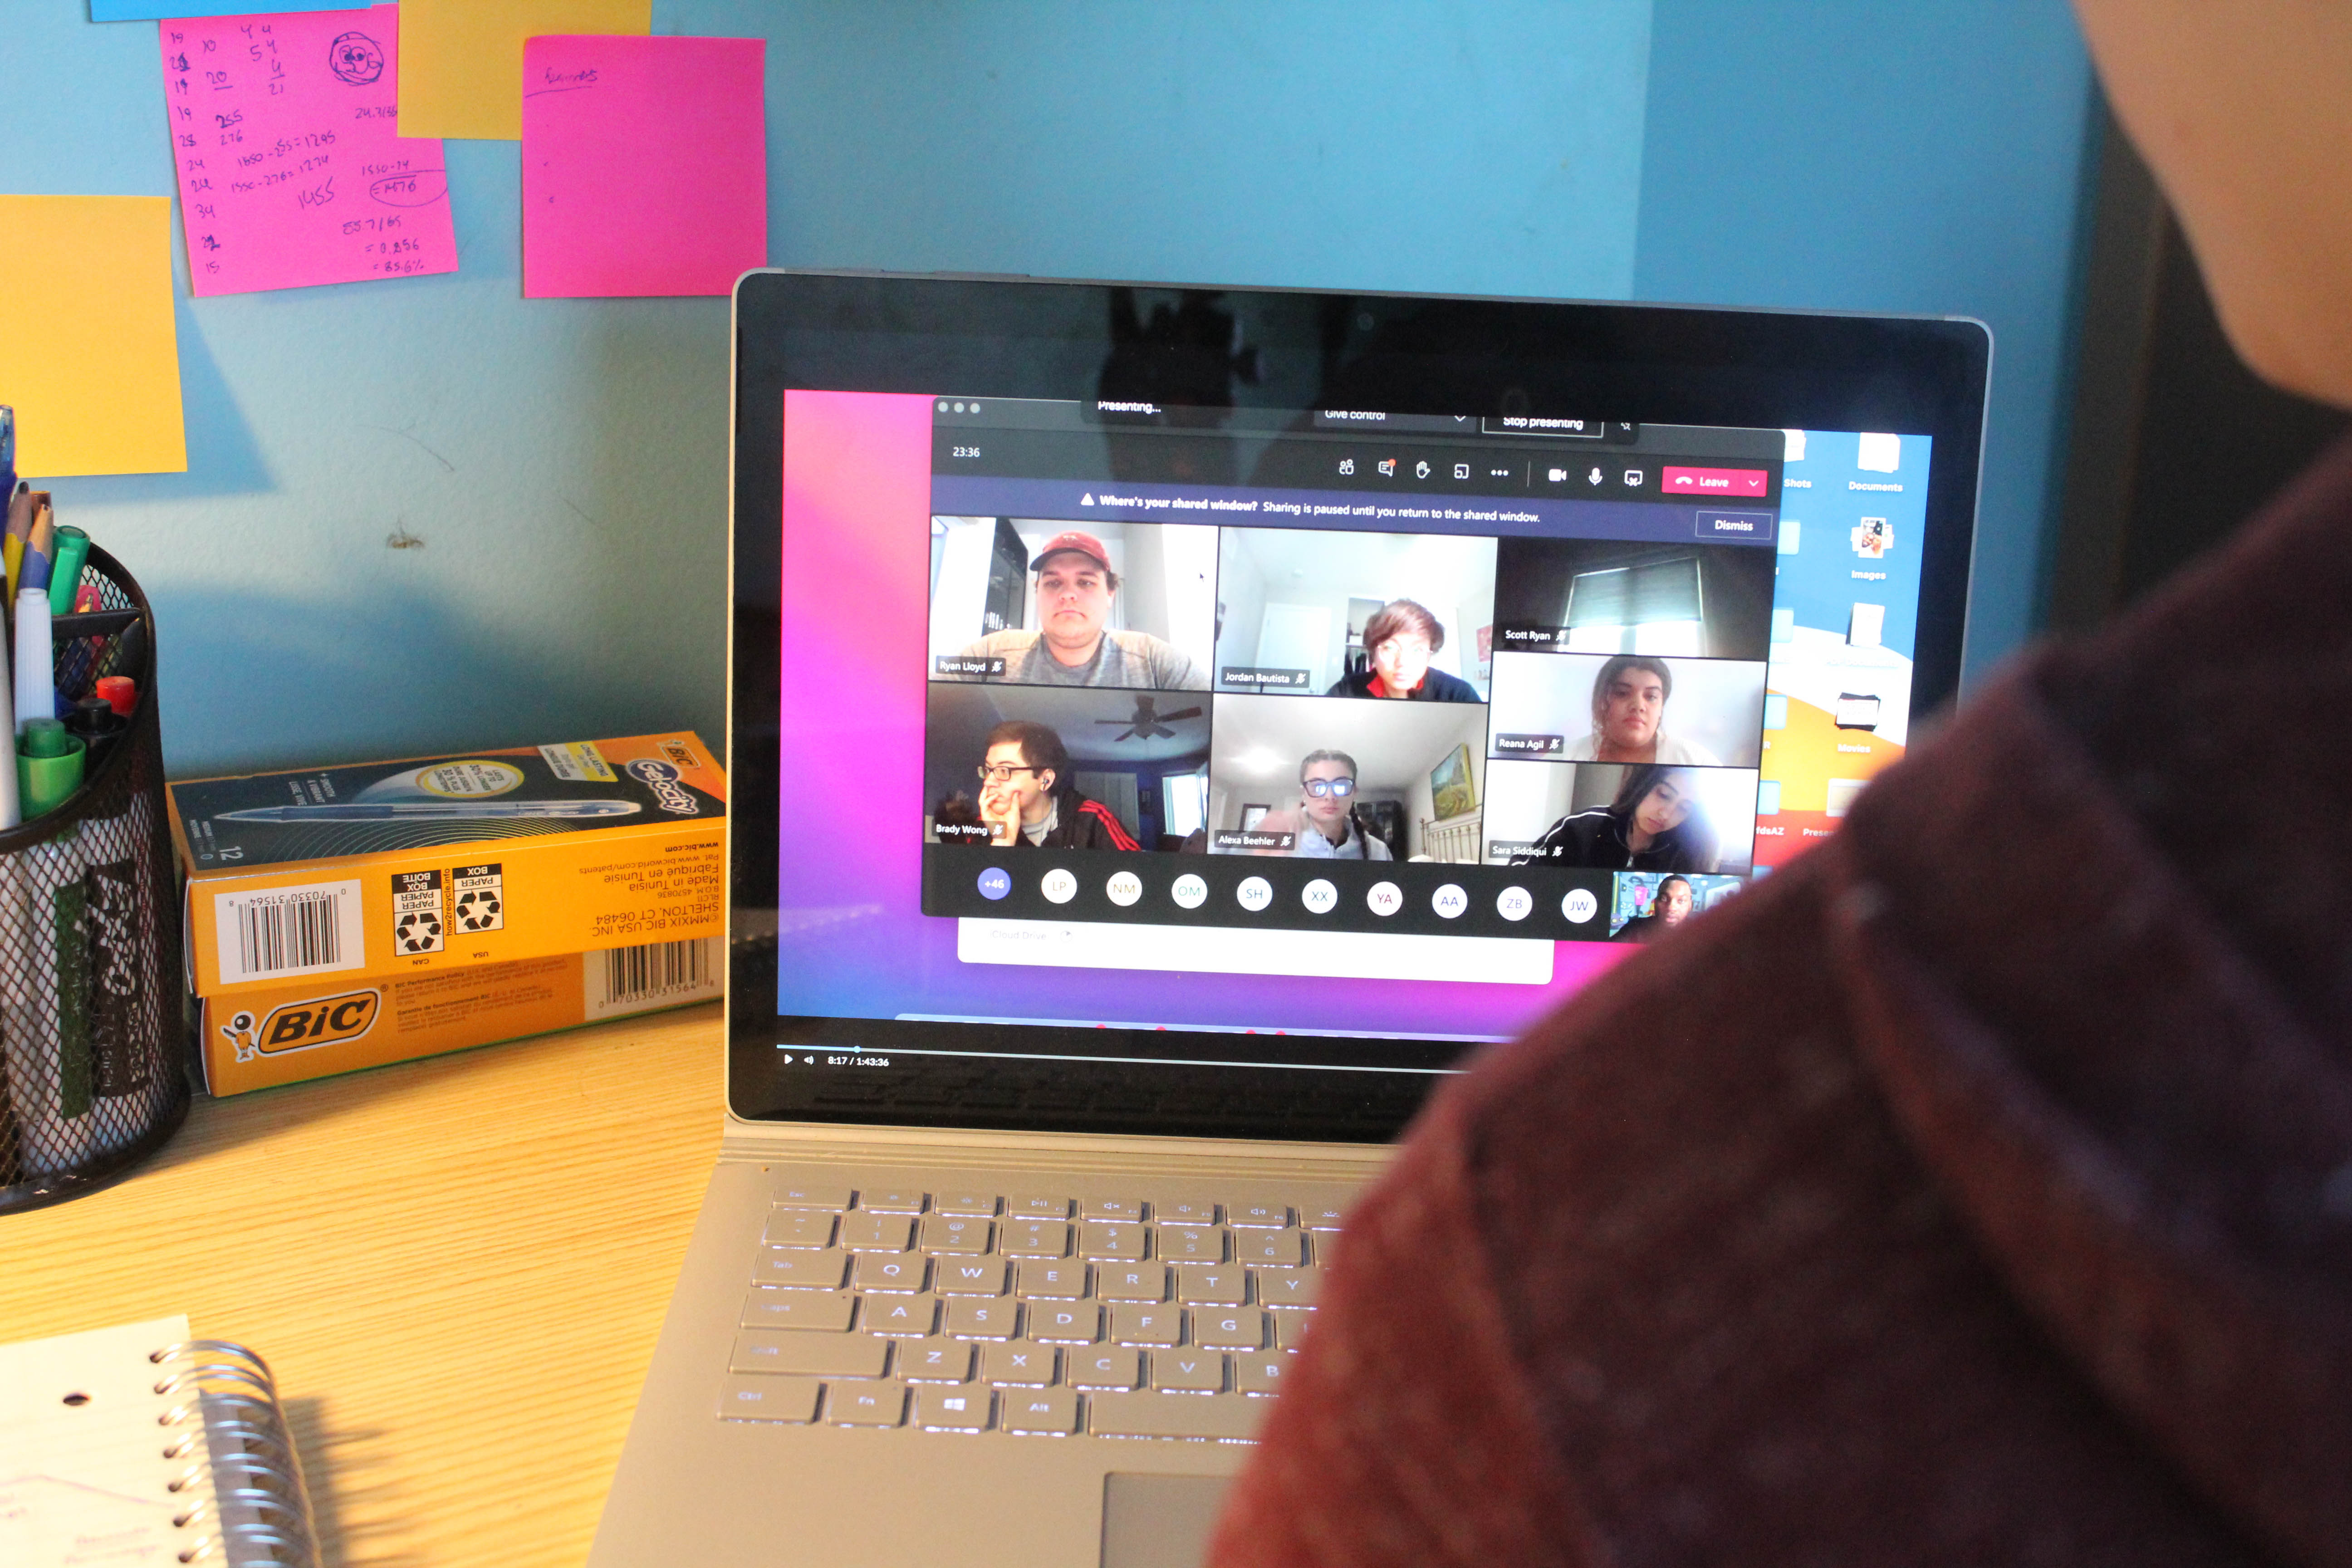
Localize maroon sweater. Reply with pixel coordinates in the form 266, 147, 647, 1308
1212, 446, 2352, 1568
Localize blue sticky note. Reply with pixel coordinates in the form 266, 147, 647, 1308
1757, 780, 1782, 817
1771, 607, 1796, 643
93, 1, 351, 18
1778, 518, 1801, 555
1762, 693, 1789, 730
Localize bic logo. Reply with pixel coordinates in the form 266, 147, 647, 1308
626, 758, 701, 815
219, 990, 381, 1063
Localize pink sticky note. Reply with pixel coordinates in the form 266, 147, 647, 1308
521, 34, 766, 298
161, 7, 458, 296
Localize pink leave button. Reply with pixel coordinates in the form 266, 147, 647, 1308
1661, 466, 1770, 497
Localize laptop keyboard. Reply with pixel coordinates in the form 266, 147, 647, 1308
718, 1178, 1344, 1441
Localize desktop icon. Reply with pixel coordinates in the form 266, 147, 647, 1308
1452, 462, 1470, 480
1377, 458, 1396, 477
1857, 432, 1901, 473
1851, 516, 1893, 558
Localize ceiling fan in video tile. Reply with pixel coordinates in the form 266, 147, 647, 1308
1096, 695, 1203, 742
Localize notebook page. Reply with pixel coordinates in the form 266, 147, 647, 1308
0, 1315, 197, 1567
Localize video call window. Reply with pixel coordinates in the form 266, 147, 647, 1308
1484, 760, 1759, 875
1487, 651, 1767, 768
1205, 694, 1490, 863
1492, 537, 1775, 662
1609, 870, 1746, 942
929, 516, 1216, 691
1213, 528, 1496, 701
926, 683, 1208, 852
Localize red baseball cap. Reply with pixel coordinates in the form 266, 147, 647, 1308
1033, 531, 1112, 573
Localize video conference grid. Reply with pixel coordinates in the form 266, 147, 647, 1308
922, 843, 1618, 941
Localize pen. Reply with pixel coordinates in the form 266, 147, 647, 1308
0, 406, 15, 511
215, 799, 643, 823
2, 486, 34, 608
20, 499, 55, 599
46, 527, 90, 617
14, 587, 49, 740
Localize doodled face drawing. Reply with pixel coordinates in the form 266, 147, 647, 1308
330, 31, 386, 86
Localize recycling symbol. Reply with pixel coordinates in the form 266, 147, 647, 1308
455, 888, 502, 931
395, 909, 443, 954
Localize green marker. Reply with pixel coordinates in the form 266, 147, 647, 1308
17, 717, 84, 817
46, 525, 90, 617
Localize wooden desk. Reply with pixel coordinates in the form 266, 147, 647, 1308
0, 1005, 724, 1568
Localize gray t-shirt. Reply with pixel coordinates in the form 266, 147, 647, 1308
948, 629, 1207, 691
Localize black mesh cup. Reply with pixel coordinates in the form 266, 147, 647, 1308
0, 545, 186, 1211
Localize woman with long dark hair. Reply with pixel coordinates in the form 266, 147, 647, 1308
1507, 763, 1719, 872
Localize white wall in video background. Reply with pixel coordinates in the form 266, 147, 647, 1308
1213, 529, 1496, 699
929, 516, 1218, 672
1206, 693, 1491, 862
1488, 652, 1765, 768
1482, 759, 1758, 874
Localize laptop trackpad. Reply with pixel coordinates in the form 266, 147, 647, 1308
1102, 1474, 1234, 1568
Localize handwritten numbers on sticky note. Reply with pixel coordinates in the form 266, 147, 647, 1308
161, 7, 460, 297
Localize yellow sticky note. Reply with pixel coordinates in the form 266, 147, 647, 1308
0, 196, 186, 478
398, 0, 652, 140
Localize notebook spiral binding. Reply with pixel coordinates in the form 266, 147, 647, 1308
152, 1339, 319, 1566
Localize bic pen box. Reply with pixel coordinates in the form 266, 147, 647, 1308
169, 733, 726, 1000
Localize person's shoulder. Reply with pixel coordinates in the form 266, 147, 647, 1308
1113, 631, 1207, 690
1657, 733, 1720, 765
1560, 733, 1602, 760
1427, 669, 1481, 701
1365, 835, 1394, 860
1327, 669, 1372, 697
956, 629, 1038, 656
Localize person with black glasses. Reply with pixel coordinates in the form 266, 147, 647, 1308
956, 719, 1140, 851
1247, 748, 1393, 861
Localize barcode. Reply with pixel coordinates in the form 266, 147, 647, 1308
587, 937, 721, 1017
215, 881, 365, 985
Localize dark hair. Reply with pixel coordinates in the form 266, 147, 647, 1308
1611, 764, 1719, 872
1655, 874, 1694, 902
984, 720, 1068, 791
1591, 654, 1674, 719
1362, 599, 1443, 655
1298, 748, 1359, 784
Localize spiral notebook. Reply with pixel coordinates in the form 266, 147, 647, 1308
0, 1316, 319, 1567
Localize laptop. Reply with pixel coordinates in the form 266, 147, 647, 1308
588, 273, 1988, 1568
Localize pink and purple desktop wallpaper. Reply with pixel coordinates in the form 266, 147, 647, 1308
773, 389, 1625, 1042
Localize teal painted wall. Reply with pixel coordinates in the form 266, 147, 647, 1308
6, 1, 1655, 776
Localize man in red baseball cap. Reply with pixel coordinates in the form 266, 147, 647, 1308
948, 528, 1206, 690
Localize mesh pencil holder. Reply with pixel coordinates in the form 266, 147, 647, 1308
0, 545, 186, 1212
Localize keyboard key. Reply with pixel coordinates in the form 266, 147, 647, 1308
1227, 1201, 1290, 1229
898, 1338, 974, 1383
826, 1380, 906, 1427
1000, 1387, 1079, 1435
730, 1331, 889, 1378
1252, 1267, 1320, 1308
1234, 1350, 1296, 1396
932, 1256, 1011, 1297
860, 1294, 938, 1337
1299, 1202, 1346, 1232
1155, 1225, 1225, 1262
1096, 1264, 1169, 1303
1147, 1351, 1226, 1394
1016, 1260, 1088, 1300
1068, 1346, 1142, 1391
761, 1210, 836, 1248
1080, 1196, 1144, 1220
1005, 1193, 1073, 1219
1272, 1310, 1314, 1350
943, 1298, 1020, 1340
933, 1191, 1000, 1217
859, 1189, 928, 1214
1153, 1199, 1217, 1224
741, 1289, 854, 1332
912, 1385, 991, 1431
839, 1213, 915, 1252
852, 1253, 929, 1293
752, 1249, 848, 1289
1078, 1221, 1148, 1261
1234, 1229, 1305, 1266
718, 1372, 822, 1423
1175, 1266, 1246, 1306
771, 1183, 852, 1210
1000, 1219, 1071, 1258
1027, 1303, 1102, 1345
984, 1344, 1058, 1387
1090, 1390, 1265, 1441
1108, 1304, 1182, 1348
1193, 1308, 1267, 1351
918, 1214, 992, 1254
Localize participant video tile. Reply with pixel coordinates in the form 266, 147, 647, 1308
1607, 870, 1747, 942
924, 683, 1209, 853
1487, 651, 1765, 768
1204, 693, 1492, 864
1492, 536, 1775, 662
1212, 528, 1495, 701
1483, 759, 1759, 875
929, 517, 1215, 691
